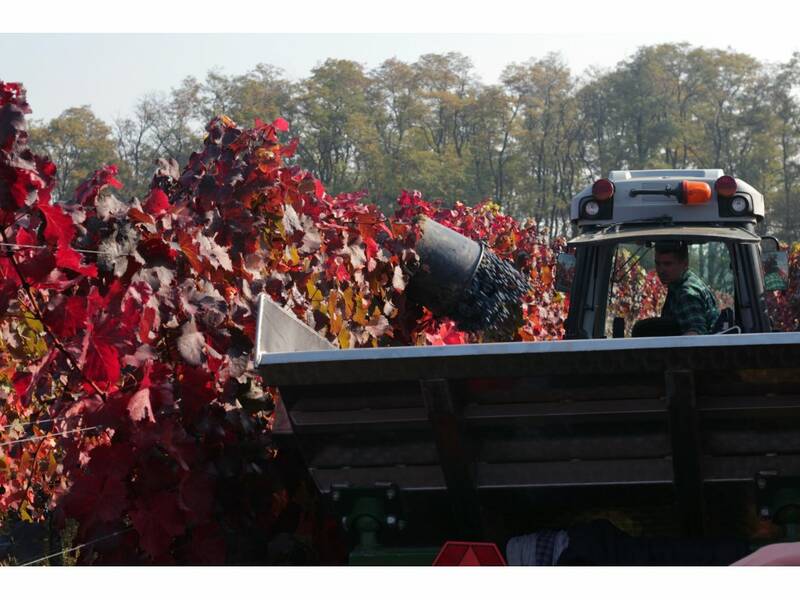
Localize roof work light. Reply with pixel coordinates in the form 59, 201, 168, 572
715, 175, 738, 198
592, 179, 615, 201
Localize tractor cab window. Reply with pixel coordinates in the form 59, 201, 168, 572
605, 241, 735, 338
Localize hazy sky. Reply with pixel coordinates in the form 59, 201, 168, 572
3, 1, 800, 123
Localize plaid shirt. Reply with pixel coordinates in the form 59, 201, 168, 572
661, 269, 720, 334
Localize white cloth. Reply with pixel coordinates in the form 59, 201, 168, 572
506, 529, 570, 566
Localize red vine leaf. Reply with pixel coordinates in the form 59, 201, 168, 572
43, 296, 87, 339
130, 491, 186, 558
55, 244, 98, 277
144, 189, 170, 217
177, 231, 203, 274
272, 117, 289, 132
36, 201, 74, 246
128, 362, 156, 423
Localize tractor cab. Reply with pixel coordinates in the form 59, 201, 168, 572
556, 169, 789, 339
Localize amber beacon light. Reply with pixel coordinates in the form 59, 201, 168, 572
679, 180, 712, 204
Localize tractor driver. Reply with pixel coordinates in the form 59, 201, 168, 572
632, 242, 720, 337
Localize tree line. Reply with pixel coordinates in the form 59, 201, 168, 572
29, 43, 800, 240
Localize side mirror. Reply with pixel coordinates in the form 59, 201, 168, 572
760, 236, 780, 254
555, 251, 576, 293
762, 248, 789, 292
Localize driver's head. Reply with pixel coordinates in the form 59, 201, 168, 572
654, 242, 689, 285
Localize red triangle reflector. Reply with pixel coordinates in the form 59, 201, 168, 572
432, 542, 506, 566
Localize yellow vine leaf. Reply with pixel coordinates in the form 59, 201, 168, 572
337, 327, 350, 349
342, 287, 354, 318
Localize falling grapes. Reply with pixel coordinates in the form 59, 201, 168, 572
450, 245, 529, 337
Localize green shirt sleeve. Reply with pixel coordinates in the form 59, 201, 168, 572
671, 290, 711, 334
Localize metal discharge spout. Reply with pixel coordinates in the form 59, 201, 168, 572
406, 216, 529, 336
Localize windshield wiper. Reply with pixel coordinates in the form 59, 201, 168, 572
612, 245, 651, 284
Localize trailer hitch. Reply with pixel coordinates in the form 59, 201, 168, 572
755, 472, 800, 542
329, 483, 440, 565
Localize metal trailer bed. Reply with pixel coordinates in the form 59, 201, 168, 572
255, 294, 800, 554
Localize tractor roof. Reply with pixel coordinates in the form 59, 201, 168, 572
569, 169, 765, 228
567, 223, 761, 247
